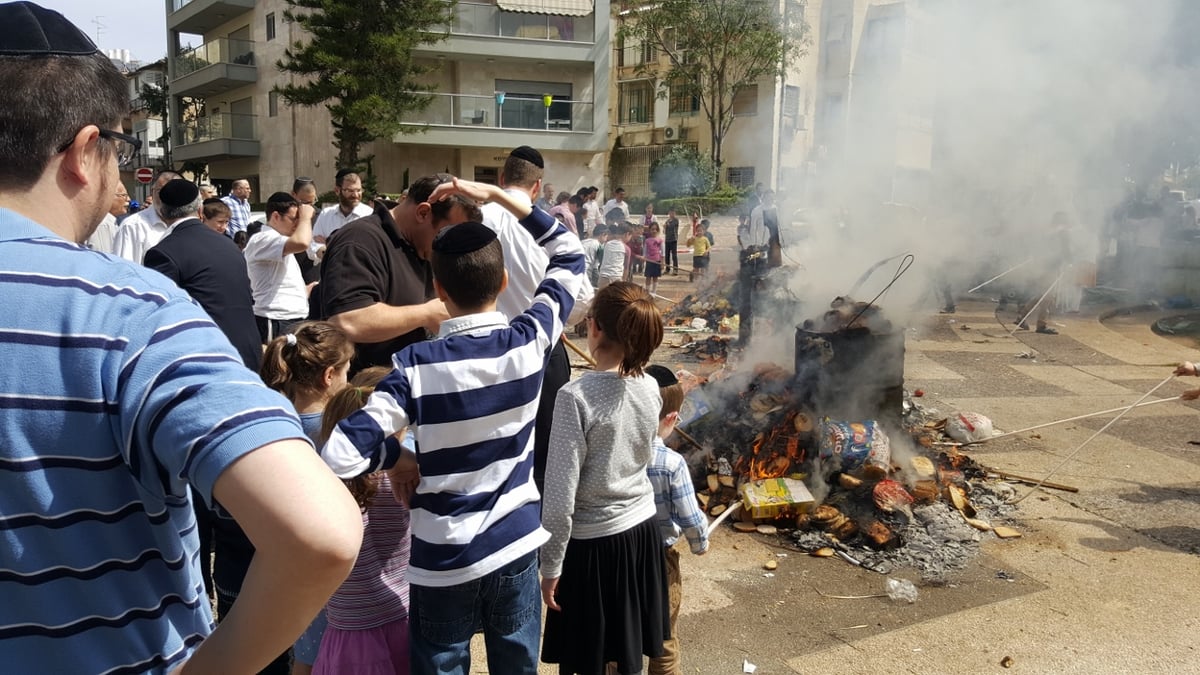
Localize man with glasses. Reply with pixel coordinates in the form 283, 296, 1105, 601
309, 168, 372, 264
318, 174, 480, 372
85, 181, 130, 253
0, 4, 362, 674
112, 169, 180, 263
222, 177, 253, 238
244, 191, 315, 342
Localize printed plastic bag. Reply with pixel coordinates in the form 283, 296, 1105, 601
818, 419, 891, 472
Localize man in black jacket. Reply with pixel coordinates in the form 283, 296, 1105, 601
144, 179, 262, 371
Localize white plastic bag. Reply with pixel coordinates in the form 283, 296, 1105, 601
945, 412, 995, 443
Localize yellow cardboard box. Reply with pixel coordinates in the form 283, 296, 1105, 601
740, 478, 815, 520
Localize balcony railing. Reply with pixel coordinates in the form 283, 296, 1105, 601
401, 93, 594, 132
448, 2, 594, 43
175, 38, 256, 78
175, 112, 257, 146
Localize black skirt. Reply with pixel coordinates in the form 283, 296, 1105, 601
644, 261, 663, 278
542, 517, 670, 675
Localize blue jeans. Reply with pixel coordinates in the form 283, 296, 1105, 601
409, 551, 541, 675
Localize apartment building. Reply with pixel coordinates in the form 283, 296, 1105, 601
164, 0, 610, 198
810, 0, 936, 207
609, 0, 813, 198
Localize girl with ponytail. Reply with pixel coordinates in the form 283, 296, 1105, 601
258, 321, 354, 675
540, 281, 671, 675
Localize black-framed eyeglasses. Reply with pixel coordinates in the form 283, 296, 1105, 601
55, 128, 143, 168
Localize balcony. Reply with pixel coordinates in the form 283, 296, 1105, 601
168, 0, 256, 34
449, 2, 595, 42
173, 113, 259, 162
402, 93, 594, 132
172, 39, 257, 97
397, 92, 603, 151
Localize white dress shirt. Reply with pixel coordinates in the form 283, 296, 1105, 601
481, 189, 593, 323
112, 209, 171, 263
309, 202, 374, 261
601, 198, 630, 222
87, 213, 119, 255
243, 226, 309, 320
747, 205, 772, 249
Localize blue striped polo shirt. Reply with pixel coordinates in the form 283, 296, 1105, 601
322, 207, 585, 587
0, 208, 307, 674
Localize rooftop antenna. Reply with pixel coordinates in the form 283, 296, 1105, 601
91, 16, 106, 45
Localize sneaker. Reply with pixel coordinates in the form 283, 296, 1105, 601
1036, 326, 1059, 335
940, 306, 956, 314
1017, 321, 1030, 330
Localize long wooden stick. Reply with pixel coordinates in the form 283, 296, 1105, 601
968, 259, 1030, 293
674, 426, 703, 450
1008, 271, 1063, 337
953, 396, 1183, 447
984, 467, 1078, 492
1012, 374, 1176, 503
560, 334, 596, 367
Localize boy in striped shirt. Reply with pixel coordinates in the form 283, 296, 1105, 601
321, 169, 585, 675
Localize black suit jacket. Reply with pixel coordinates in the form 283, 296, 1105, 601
144, 219, 263, 371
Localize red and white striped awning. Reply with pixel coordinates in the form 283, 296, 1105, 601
497, 0, 594, 17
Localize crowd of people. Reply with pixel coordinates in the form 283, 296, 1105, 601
0, 4, 712, 675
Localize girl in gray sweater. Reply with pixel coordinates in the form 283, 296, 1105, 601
541, 281, 671, 675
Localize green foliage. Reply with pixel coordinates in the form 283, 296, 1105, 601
660, 184, 750, 215
276, 0, 454, 168
650, 144, 715, 198
618, 0, 810, 182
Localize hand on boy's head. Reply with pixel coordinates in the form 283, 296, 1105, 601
429, 176, 495, 204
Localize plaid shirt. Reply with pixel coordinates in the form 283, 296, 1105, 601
221, 194, 251, 237
648, 437, 709, 553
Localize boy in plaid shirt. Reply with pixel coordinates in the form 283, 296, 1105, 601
644, 365, 709, 675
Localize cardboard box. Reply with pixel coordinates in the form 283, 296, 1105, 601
740, 478, 815, 520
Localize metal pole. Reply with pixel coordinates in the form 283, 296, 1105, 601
968, 259, 1031, 294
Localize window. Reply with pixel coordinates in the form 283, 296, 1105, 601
783, 85, 801, 119
474, 167, 499, 185
266, 13, 276, 41
731, 85, 758, 116
727, 167, 755, 189
268, 91, 279, 118
618, 80, 653, 125
617, 35, 655, 68
668, 80, 700, 115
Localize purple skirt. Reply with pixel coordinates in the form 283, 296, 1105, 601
313, 617, 410, 675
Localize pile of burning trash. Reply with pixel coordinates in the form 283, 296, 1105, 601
674, 297, 1023, 582
665, 272, 738, 329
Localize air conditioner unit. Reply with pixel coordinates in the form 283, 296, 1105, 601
663, 125, 681, 141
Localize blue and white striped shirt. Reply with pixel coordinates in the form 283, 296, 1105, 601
0, 208, 306, 674
321, 206, 585, 587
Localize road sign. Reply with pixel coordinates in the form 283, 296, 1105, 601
135, 167, 154, 184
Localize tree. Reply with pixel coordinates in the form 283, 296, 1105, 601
650, 144, 714, 198
618, 0, 809, 187
138, 62, 208, 177
276, 0, 454, 169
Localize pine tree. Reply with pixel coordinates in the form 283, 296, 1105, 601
276, 0, 453, 169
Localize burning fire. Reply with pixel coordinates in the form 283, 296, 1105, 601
735, 413, 807, 480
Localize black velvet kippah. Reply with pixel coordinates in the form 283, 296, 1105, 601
645, 365, 679, 388
0, 2, 100, 56
509, 145, 544, 169
158, 179, 200, 209
432, 221, 497, 255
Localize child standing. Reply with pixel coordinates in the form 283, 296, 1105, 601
541, 281, 670, 675
642, 222, 664, 294
598, 224, 627, 289
259, 321, 356, 675
320, 173, 587, 675
663, 208, 680, 275
313, 382, 412, 675
582, 224, 605, 287
644, 365, 709, 675
687, 221, 711, 280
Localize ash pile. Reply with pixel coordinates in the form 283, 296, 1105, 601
676, 298, 1024, 583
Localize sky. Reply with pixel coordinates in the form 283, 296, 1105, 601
43, 0, 168, 64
